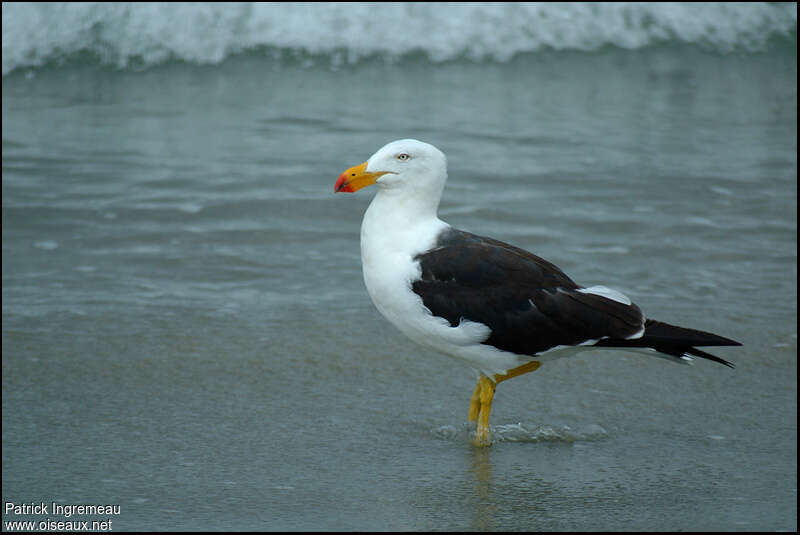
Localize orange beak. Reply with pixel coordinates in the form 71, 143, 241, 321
334, 161, 392, 193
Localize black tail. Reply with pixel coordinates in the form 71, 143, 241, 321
594, 319, 740, 368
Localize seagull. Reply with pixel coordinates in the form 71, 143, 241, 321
334, 139, 740, 446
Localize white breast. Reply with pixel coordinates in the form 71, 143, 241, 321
358, 194, 523, 375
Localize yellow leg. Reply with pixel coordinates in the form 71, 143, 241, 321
494, 360, 541, 384
468, 381, 482, 422
469, 360, 542, 447
474, 376, 495, 447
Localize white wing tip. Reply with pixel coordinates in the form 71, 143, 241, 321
577, 285, 632, 306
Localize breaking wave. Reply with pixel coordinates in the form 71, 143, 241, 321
3, 2, 796, 75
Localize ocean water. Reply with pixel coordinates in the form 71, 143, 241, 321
2, 3, 797, 532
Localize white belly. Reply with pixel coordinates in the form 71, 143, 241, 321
359, 208, 525, 376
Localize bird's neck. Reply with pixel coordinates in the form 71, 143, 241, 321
367, 184, 441, 223
360, 187, 447, 262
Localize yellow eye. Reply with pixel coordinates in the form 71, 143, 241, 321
397, 153, 410, 161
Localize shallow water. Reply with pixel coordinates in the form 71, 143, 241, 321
2, 6, 797, 531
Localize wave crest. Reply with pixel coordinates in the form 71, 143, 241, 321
3, 2, 796, 75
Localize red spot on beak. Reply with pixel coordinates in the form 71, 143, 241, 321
334, 172, 354, 193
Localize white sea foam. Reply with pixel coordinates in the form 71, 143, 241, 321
33, 240, 59, 250
432, 422, 608, 443
2, 2, 796, 75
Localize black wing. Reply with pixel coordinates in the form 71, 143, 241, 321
412, 229, 740, 366
411, 229, 645, 356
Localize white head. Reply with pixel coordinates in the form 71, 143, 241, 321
334, 139, 448, 201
